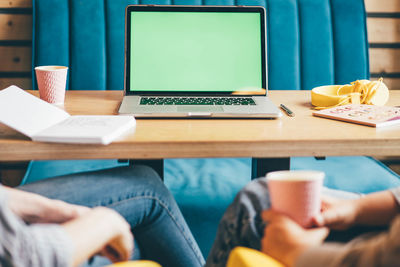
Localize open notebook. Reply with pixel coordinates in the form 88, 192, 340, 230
0, 86, 135, 144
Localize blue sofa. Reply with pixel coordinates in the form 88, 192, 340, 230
27, 0, 400, 257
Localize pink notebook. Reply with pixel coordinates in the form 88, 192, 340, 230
313, 104, 400, 127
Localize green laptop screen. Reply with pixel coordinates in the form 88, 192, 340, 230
129, 11, 263, 92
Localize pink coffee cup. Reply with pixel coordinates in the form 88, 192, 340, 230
35, 66, 68, 105
266, 170, 324, 228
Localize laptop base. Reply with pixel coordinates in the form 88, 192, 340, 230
119, 96, 282, 118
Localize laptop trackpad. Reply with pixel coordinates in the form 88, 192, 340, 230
177, 106, 224, 113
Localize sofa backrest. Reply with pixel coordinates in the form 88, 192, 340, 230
33, 0, 369, 91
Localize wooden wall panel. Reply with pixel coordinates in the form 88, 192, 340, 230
0, 78, 31, 90
370, 48, 400, 73
367, 18, 400, 43
365, 0, 400, 13
0, 14, 32, 40
366, 4, 400, 90
0, 1, 33, 184
0, 0, 31, 8
0, 46, 31, 72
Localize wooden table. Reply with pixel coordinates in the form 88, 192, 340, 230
1, 90, 400, 178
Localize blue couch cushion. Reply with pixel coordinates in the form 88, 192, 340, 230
33, 0, 369, 91
21, 160, 128, 184
292, 157, 400, 194
165, 158, 251, 257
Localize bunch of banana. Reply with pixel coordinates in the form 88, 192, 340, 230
311, 78, 389, 110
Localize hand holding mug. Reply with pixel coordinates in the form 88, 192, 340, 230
313, 196, 361, 230
261, 210, 329, 267
266, 170, 325, 228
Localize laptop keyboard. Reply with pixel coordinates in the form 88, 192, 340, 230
140, 97, 256, 105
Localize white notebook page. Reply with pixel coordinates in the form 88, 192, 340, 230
0, 86, 70, 137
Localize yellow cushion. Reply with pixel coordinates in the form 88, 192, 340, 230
106, 260, 161, 267
227, 247, 285, 267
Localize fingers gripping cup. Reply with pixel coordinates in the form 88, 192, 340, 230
266, 170, 324, 228
35, 66, 68, 105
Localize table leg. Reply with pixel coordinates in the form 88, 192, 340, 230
251, 158, 290, 179
0, 161, 30, 187
129, 159, 164, 180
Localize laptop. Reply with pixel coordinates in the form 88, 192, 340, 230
119, 5, 281, 118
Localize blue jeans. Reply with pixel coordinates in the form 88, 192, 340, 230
205, 177, 360, 267
19, 165, 205, 267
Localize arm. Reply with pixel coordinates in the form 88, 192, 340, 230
1, 186, 133, 267
262, 210, 400, 267
354, 189, 400, 226
295, 215, 400, 267
314, 188, 400, 229
0, 187, 74, 267
4, 186, 89, 224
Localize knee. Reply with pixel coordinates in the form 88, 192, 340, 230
131, 164, 162, 181
236, 178, 269, 200
233, 178, 271, 212
119, 165, 173, 202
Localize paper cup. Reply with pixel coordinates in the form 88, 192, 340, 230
35, 66, 68, 104
266, 170, 324, 228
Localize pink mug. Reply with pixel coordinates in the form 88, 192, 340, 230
35, 66, 68, 105
266, 170, 324, 228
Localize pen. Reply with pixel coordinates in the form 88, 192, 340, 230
280, 104, 295, 117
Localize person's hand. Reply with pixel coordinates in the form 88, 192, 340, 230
97, 208, 134, 263
5, 187, 90, 224
261, 210, 329, 267
63, 207, 133, 266
313, 196, 360, 230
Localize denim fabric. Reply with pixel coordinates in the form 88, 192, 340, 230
18, 165, 205, 267
205, 178, 359, 267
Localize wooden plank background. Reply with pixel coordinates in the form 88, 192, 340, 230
365, 0, 400, 90
0, 0, 400, 90
0, 0, 31, 91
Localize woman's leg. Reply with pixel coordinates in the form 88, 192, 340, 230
19, 165, 205, 267
205, 178, 361, 267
